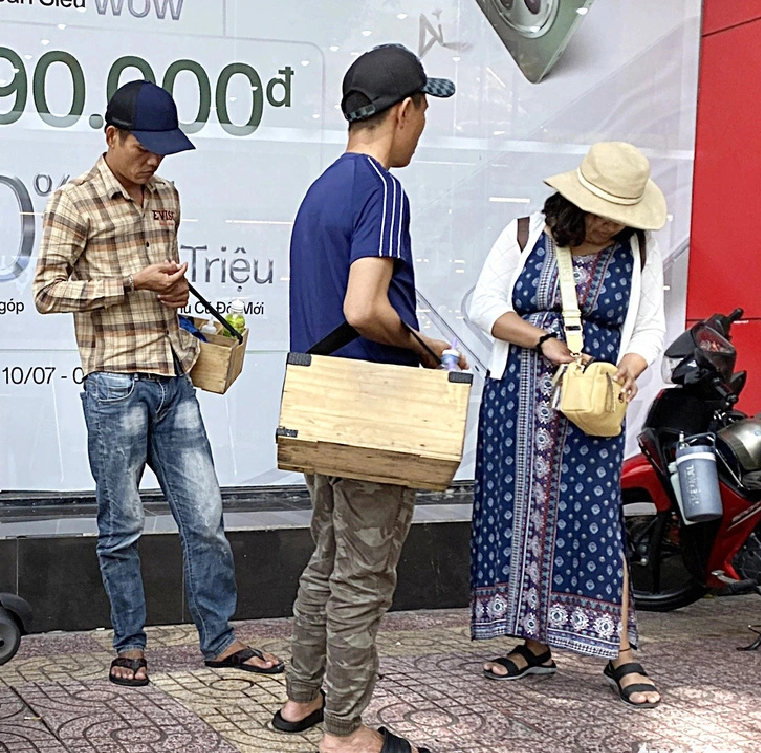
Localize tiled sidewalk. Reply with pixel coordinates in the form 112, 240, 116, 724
1, 595, 760, 753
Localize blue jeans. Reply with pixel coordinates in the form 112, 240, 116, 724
81, 371, 237, 659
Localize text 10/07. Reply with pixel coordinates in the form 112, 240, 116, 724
1, 366, 85, 385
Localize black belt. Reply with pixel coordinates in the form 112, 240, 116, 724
134, 372, 175, 383
135, 350, 185, 381
88, 350, 184, 383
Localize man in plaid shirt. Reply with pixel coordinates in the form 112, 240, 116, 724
33, 80, 283, 686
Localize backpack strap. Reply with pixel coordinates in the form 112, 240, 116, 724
517, 216, 530, 253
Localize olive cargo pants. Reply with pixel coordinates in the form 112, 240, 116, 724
286, 474, 416, 736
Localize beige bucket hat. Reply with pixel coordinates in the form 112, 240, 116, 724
544, 142, 667, 230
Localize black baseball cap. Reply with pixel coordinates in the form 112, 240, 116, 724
105, 80, 194, 156
342, 44, 455, 123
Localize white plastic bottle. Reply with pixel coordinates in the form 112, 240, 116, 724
200, 320, 217, 337
440, 348, 460, 371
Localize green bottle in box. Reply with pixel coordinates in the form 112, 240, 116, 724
223, 299, 246, 337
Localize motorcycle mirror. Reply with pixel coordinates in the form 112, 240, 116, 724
729, 371, 747, 394
664, 330, 696, 359
704, 308, 744, 338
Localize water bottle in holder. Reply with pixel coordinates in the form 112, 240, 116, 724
675, 432, 723, 523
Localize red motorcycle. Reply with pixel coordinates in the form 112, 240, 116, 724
622, 309, 761, 612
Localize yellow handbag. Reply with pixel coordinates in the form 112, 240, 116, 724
550, 242, 627, 438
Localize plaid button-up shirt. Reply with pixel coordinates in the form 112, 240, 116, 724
33, 156, 199, 377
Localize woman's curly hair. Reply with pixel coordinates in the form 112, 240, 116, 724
542, 192, 647, 266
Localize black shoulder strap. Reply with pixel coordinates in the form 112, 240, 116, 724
517, 216, 530, 253
187, 282, 243, 343
307, 321, 359, 356
306, 319, 440, 363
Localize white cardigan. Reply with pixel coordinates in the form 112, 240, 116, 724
469, 212, 666, 380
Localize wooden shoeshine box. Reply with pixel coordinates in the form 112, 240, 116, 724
276, 353, 473, 490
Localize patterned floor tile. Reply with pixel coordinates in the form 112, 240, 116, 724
153, 668, 286, 709
11, 633, 106, 659
143, 640, 290, 675
153, 670, 319, 753
0, 686, 68, 752
381, 610, 471, 632
193, 708, 321, 753
90, 625, 199, 651
231, 618, 294, 641
89, 625, 291, 675
375, 627, 482, 659
366, 692, 545, 753
0, 653, 112, 686
1, 596, 760, 752
90, 619, 295, 650
16, 681, 239, 753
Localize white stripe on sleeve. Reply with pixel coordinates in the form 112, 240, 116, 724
366, 157, 403, 257
397, 188, 406, 259
390, 178, 398, 258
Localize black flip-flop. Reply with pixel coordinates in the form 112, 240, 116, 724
604, 661, 661, 709
109, 657, 149, 687
205, 646, 285, 674
272, 688, 325, 733
379, 726, 433, 753
483, 644, 556, 681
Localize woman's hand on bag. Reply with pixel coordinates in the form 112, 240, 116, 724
539, 337, 576, 367
614, 353, 648, 402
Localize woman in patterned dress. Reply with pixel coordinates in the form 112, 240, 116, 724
468, 143, 667, 708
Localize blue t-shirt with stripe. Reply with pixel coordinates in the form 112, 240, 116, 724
289, 152, 420, 366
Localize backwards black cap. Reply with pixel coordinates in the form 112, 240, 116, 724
342, 44, 455, 123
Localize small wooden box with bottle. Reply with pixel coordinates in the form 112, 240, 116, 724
188, 297, 248, 395
189, 320, 248, 394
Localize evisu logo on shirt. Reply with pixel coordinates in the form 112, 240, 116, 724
153, 209, 176, 227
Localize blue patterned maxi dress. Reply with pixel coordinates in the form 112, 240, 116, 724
470, 232, 637, 659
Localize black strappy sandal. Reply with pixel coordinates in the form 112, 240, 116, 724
205, 646, 285, 674
272, 689, 325, 733
604, 660, 661, 708
483, 644, 556, 681
109, 657, 149, 687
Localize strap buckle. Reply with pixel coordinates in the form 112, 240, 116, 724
553, 240, 586, 355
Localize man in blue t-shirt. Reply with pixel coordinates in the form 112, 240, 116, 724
289, 149, 421, 367
274, 45, 462, 753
